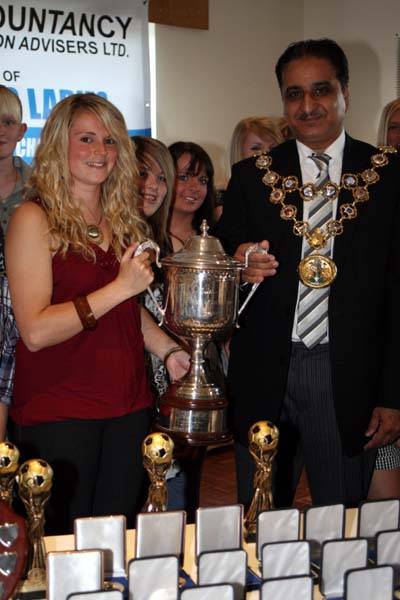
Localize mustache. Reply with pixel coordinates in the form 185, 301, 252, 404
298, 109, 325, 120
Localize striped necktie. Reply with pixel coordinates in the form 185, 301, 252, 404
296, 153, 332, 348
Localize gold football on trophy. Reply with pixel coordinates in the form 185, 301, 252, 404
17, 459, 53, 495
142, 432, 174, 465
0, 442, 20, 475
248, 420, 279, 452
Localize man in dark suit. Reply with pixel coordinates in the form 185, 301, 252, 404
215, 39, 400, 507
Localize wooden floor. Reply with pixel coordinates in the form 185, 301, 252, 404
199, 445, 312, 510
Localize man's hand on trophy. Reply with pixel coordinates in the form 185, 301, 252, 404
364, 406, 400, 449
164, 346, 190, 383
234, 240, 278, 284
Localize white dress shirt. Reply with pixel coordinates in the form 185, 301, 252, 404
291, 129, 346, 342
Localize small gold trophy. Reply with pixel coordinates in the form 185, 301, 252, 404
142, 432, 174, 512
244, 420, 279, 542
16, 459, 53, 592
0, 441, 20, 506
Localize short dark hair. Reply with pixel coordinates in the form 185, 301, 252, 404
275, 38, 349, 91
168, 141, 216, 231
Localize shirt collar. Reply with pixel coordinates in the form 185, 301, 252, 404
296, 129, 346, 164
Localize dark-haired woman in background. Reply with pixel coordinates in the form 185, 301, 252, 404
168, 142, 224, 516
168, 141, 216, 251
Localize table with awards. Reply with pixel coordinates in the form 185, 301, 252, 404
39, 502, 398, 600
2, 431, 400, 599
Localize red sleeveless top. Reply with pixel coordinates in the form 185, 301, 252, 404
11, 243, 152, 425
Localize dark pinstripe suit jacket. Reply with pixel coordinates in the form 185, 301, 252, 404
214, 135, 400, 455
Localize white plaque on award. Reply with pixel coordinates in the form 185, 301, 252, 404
196, 505, 243, 560
377, 529, 400, 567
74, 515, 126, 578
304, 503, 345, 563
320, 538, 368, 598
358, 499, 400, 539
261, 540, 310, 580
128, 555, 178, 600
261, 575, 313, 600
180, 583, 235, 600
135, 511, 186, 561
68, 592, 123, 600
344, 565, 394, 600
47, 550, 103, 600
257, 508, 300, 558
198, 549, 246, 600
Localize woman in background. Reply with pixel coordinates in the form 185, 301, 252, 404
134, 135, 191, 509
229, 115, 289, 166
168, 141, 221, 517
168, 141, 216, 251
212, 117, 289, 220
367, 100, 400, 499
6, 94, 189, 533
377, 99, 400, 149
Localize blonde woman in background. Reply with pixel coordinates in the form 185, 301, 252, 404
377, 98, 400, 149
6, 94, 189, 534
212, 116, 290, 220
229, 115, 290, 166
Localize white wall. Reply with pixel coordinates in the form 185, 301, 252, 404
303, 0, 400, 146
154, 0, 304, 185
154, 0, 400, 183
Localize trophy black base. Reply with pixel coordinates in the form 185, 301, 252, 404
13, 579, 46, 600
158, 384, 232, 446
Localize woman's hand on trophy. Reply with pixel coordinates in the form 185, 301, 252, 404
116, 243, 155, 299
164, 346, 190, 382
234, 240, 278, 284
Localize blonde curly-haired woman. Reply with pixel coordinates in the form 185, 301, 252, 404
6, 93, 189, 534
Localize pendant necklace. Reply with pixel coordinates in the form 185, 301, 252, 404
86, 209, 104, 245
255, 144, 397, 288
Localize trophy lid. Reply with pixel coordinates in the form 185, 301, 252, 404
162, 220, 241, 270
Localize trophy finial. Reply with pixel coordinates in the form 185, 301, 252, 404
200, 220, 209, 237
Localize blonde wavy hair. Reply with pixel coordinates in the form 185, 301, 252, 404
230, 116, 291, 166
131, 136, 175, 255
377, 99, 400, 146
26, 93, 148, 260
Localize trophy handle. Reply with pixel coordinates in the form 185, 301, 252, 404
237, 244, 269, 317
134, 240, 166, 325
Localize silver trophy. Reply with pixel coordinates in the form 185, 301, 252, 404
136, 221, 265, 445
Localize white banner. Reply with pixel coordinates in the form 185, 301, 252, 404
0, 0, 151, 163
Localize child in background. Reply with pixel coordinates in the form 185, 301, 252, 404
0, 86, 29, 440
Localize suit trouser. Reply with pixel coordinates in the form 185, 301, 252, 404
235, 342, 376, 509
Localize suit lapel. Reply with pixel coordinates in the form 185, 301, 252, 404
333, 134, 371, 270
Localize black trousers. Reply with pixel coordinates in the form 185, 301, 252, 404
11, 408, 152, 535
236, 343, 376, 509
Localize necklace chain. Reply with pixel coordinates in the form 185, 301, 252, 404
256, 144, 398, 252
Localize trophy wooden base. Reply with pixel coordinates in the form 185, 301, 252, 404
158, 384, 232, 446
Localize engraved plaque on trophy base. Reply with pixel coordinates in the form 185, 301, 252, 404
158, 384, 232, 446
